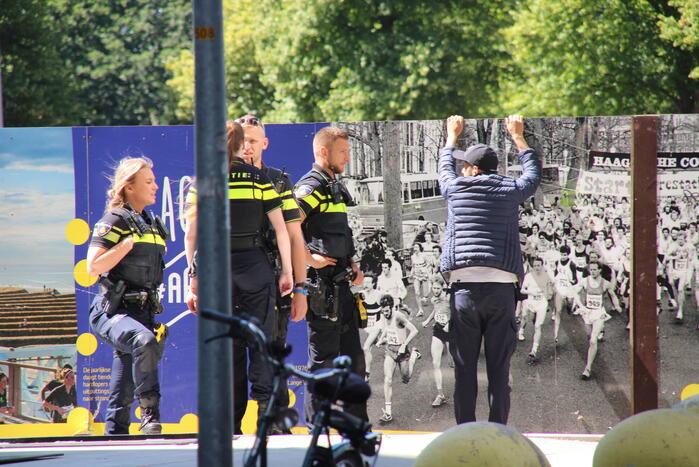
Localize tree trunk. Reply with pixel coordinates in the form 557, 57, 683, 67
382, 121, 403, 251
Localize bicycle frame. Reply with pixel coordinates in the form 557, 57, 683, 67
200, 309, 379, 467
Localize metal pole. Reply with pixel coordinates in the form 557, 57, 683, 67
629, 115, 659, 414
194, 1, 232, 465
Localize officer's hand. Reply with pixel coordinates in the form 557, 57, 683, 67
185, 288, 198, 314
279, 270, 294, 296
291, 292, 308, 322
351, 263, 364, 286
308, 253, 337, 269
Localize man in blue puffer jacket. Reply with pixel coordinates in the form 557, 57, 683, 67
439, 114, 541, 425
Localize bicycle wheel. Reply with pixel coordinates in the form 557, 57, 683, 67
333, 449, 365, 467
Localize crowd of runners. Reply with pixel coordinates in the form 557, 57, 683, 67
349, 191, 699, 423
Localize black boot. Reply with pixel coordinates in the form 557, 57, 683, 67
257, 399, 285, 435
138, 392, 162, 435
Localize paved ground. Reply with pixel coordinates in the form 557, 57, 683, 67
0, 433, 601, 466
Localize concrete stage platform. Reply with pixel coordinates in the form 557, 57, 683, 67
0, 432, 601, 466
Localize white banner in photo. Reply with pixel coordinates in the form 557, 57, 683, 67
576, 171, 699, 197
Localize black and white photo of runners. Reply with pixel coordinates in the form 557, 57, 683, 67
334, 115, 699, 433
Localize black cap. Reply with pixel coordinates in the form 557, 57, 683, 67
453, 144, 498, 173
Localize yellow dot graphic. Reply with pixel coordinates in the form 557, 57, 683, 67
76, 333, 98, 356
681, 384, 699, 401
74, 259, 98, 287
65, 218, 91, 245
179, 413, 199, 432
67, 407, 93, 435
287, 389, 296, 407
241, 399, 259, 434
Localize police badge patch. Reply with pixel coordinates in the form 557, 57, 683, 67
294, 185, 313, 198
94, 223, 112, 237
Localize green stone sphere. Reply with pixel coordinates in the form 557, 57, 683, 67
673, 393, 699, 414
593, 409, 699, 467
414, 422, 551, 467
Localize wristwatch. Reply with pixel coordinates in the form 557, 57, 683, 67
294, 281, 310, 290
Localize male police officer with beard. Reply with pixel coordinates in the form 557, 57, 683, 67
294, 127, 367, 423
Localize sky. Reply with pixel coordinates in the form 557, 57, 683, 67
0, 127, 75, 290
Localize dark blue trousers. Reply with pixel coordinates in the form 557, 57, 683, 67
89, 296, 161, 435
449, 282, 517, 425
304, 278, 367, 425
231, 249, 276, 434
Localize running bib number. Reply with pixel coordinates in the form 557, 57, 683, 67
532, 293, 545, 301
435, 312, 449, 326
675, 260, 688, 271
586, 294, 603, 309
385, 329, 401, 346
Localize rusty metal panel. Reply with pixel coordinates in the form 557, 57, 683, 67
630, 115, 659, 413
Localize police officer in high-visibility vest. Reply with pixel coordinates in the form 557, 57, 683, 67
236, 115, 308, 432
86, 156, 169, 435
294, 126, 367, 423
183, 121, 293, 434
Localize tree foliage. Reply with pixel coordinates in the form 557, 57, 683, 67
166, 0, 275, 122
50, 0, 191, 126
255, 0, 512, 123
4, 0, 699, 126
658, 0, 699, 79
0, 0, 80, 126
501, 0, 698, 116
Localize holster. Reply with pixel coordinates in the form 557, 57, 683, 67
307, 271, 337, 322
148, 289, 163, 315
99, 277, 126, 317
273, 292, 291, 341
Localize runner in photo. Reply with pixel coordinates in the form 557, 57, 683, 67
375, 295, 420, 424
410, 243, 432, 318
421, 280, 451, 408
519, 257, 554, 363
553, 245, 578, 343
572, 261, 622, 380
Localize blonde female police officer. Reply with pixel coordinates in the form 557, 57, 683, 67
87, 156, 168, 435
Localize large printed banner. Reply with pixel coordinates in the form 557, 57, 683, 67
0, 123, 324, 436
1, 114, 698, 438
72, 124, 325, 433
576, 170, 699, 197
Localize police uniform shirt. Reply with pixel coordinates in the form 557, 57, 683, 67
90, 212, 165, 250
90, 207, 166, 288
294, 164, 355, 259
185, 160, 283, 236
228, 159, 282, 236
262, 165, 301, 224
91, 210, 165, 252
